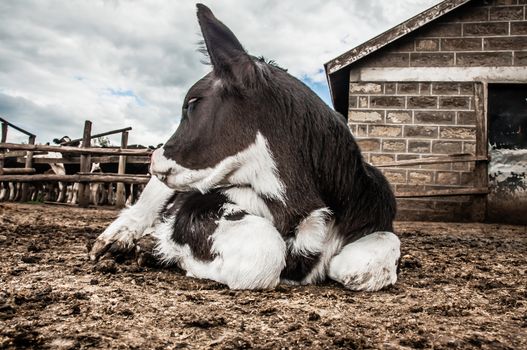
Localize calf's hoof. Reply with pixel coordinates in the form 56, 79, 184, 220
135, 235, 160, 267
89, 237, 135, 262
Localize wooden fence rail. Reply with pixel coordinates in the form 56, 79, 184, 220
15, 156, 150, 164
60, 126, 132, 146
0, 173, 150, 184
2, 168, 36, 175
0, 117, 36, 138
0, 142, 152, 156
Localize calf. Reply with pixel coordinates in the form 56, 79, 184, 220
90, 4, 399, 291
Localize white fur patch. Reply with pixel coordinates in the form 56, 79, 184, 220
290, 208, 332, 257
328, 231, 401, 292
284, 208, 343, 285
90, 176, 174, 260
151, 132, 285, 202
301, 220, 343, 284
154, 210, 286, 290
222, 186, 274, 222
210, 214, 286, 289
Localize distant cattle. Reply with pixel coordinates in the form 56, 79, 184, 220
0, 137, 155, 205
0, 148, 58, 202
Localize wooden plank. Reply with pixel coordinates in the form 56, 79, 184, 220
1, 122, 8, 142
396, 187, 489, 198
0, 174, 150, 184
1, 150, 47, 159
0, 122, 6, 175
77, 172, 149, 178
20, 135, 36, 201
78, 120, 92, 207
376, 154, 487, 168
60, 126, 132, 146
471, 82, 488, 221
20, 155, 150, 164
0, 117, 35, 137
115, 131, 129, 208
2, 168, 35, 174
0, 142, 152, 156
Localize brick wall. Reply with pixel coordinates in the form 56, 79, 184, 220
359, 0, 527, 69
347, 0, 527, 221
349, 81, 478, 221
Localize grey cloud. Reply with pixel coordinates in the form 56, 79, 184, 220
0, 0, 441, 146
0, 93, 79, 142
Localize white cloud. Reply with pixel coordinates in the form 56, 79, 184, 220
0, 0, 441, 146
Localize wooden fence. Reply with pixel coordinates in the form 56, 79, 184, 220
0, 118, 152, 208
0, 117, 489, 212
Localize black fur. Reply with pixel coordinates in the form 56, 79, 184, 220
164, 190, 228, 261
281, 251, 321, 282
159, 4, 396, 280
162, 190, 248, 262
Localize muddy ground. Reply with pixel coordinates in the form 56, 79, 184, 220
0, 203, 525, 349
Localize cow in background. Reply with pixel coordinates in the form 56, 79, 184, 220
0, 144, 60, 202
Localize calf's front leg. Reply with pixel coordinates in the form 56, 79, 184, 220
328, 231, 400, 291
89, 176, 174, 261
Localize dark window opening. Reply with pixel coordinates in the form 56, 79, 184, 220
488, 84, 527, 150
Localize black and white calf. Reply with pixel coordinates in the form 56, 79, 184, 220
90, 4, 400, 291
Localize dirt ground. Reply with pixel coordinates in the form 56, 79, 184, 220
0, 203, 525, 349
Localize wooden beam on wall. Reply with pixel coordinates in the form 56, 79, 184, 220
472, 82, 488, 222
396, 187, 489, 198
376, 154, 487, 168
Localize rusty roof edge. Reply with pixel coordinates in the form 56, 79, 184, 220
324, 0, 472, 75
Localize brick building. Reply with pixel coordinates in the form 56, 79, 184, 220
325, 0, 527, 223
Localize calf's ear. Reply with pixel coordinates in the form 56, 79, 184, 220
196, 4, 250, 80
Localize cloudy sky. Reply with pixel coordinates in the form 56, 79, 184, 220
0, 0, 441, 146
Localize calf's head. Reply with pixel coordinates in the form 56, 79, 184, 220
151, 4, 323, 200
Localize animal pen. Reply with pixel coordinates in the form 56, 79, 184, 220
0, 118, 152, 208
1, 1, 526, 348
0, 117, 490, 218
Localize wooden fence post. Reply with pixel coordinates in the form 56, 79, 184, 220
472, 82, 488, 222
115, 131, 129, 208
77, 120, 92, 207
20, 135, 36, 202
0, 122, 7, 175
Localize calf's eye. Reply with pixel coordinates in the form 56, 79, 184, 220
186, 97, 200, 114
